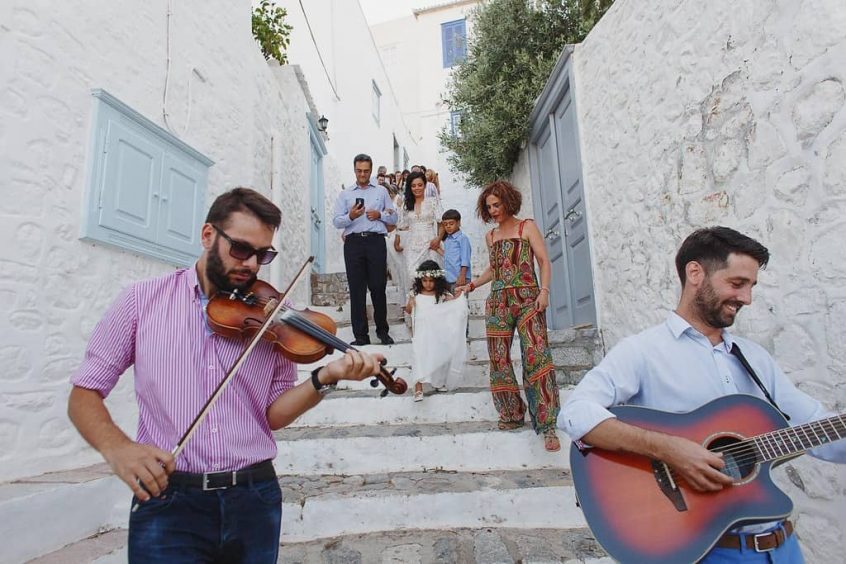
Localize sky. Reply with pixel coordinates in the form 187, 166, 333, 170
358, 0, 429, 25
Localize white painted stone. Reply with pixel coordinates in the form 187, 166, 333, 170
292, 389, 575, 428
0, 477, 125, 563
823, 131, 846, 196
274, 430, 570, 476
280, 486, 584, 543
792, 79, 845, 144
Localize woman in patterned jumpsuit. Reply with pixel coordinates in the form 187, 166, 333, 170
456, 180, 561, 451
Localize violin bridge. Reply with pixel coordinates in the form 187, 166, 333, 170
264, 298, 279, 317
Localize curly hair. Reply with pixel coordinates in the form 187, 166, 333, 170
411, 260, 451, 303
476, 180, 522, 223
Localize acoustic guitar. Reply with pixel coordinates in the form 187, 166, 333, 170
569, 394, 845, 563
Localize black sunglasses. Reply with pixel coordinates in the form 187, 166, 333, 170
212, 225, 278, 265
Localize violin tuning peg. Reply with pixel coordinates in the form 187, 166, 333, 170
380, 389, 389, 398
389, 368, 396, 376
369, 378, 379, 388
379, 358, 387, 366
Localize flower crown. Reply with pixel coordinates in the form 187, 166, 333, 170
413, 269, 445, 279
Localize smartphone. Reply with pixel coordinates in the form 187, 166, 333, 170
355, 197, 365, 209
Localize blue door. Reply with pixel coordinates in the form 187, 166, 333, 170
308, 126, 326, 272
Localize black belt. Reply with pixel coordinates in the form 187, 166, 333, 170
346, 231, 386, 239
168, 460, 276, 491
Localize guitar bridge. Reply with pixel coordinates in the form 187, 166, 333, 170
652, 460, 687, 512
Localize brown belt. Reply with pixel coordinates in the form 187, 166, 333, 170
715, 520, 794, 552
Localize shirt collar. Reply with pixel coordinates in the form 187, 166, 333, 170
352, 182, 376, 191
188, 263, 205, 300
666, 311, 734, 350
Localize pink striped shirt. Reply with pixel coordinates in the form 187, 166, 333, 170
72, 266, 296, 472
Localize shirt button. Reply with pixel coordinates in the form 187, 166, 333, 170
208, 365, 214, 370
211, 427, 218, 433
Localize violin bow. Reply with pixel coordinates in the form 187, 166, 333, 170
171, 256, 314, 460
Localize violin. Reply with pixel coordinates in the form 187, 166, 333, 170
206, 279, 407, 397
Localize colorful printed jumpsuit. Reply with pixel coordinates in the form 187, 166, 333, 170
485, 220, 560, 433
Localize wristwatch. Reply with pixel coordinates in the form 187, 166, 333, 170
311, 366, 337, 397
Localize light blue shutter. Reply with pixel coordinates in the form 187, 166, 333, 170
98, 116, 162, 242
157, 153, 206, 255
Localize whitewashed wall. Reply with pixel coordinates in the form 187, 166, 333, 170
371, 1, 488, 274
547, 0, 845, 560
0, 0, 371, 481
278, 0, 420, 272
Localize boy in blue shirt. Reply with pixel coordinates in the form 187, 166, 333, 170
441, 209, 473, 352
441, 209, 472, 289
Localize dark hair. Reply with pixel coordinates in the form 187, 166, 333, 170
353, 154, 372, 167
412, 260, 451, 303
477, 180, 522, 223
404, 171, 428, 211
675, 226, 770, 286
442, 209, 461, 221
206, 187, 281, 230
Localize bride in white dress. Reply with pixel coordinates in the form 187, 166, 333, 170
394, 171, 443, 293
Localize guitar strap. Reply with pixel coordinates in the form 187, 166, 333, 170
730, 342, 790, 421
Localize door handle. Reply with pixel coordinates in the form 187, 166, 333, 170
544, 227, 559, 240
563, 208, 582, 223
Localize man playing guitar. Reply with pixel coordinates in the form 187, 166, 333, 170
560, 227, 846, 562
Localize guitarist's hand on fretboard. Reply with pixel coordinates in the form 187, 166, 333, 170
654, 434, 735, 492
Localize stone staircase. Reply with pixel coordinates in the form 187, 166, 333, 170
9, 284, 611, 563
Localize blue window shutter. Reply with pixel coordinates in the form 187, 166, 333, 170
98, 116, 162, 242
156, 153, 206, 255
441, 19, 466, 68
82, 90, 213, 266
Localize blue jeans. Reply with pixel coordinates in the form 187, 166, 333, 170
702, 523, 804, 563
128, 478, 282, 563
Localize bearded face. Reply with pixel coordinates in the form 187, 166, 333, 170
205, 237, 258, 294
693, 273, 744, 329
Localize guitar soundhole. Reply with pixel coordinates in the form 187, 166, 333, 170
708, 436, 757, 482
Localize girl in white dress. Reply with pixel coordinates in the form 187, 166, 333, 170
404, 260, 468, 401
394, 171, 443, 294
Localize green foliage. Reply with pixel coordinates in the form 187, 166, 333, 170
252, 0, 293, 64
440, 0, 614, 187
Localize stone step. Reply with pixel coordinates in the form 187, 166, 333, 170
32, 526, 612, 564
289, 388, 576, 428
0, 467, 125, 563
273, 420, 570, 476
280, 527, 610, 563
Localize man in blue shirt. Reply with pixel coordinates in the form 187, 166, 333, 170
332, 154, 397, 345
560, 226, 845, 562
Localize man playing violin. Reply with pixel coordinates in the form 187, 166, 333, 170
68, 188, 385, 563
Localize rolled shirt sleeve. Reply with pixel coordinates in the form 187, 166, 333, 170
71, 285, 138, 397
332, 191, 353, 230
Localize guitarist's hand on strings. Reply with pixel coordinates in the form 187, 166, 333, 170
659, 435, 734, 492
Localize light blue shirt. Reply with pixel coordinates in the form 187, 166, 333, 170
443, 230, 472, 283
332, 182, 397, 236
560, 312, 846, 465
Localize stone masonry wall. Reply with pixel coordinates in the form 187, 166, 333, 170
0, 1, 317, 481
571, 0, 845, 560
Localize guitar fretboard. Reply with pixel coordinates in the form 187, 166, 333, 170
749, 414, 846, 462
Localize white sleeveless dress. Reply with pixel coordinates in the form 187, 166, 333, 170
411, 293, 468, 389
